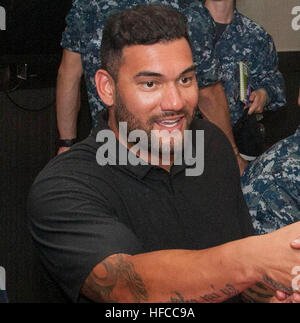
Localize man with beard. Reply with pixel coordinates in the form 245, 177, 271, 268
28, 5, 300, 303
56, 0, 248, 174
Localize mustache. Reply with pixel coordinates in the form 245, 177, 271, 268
147, 109, 192, 125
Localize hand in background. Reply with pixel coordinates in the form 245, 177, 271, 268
247, 89, 267, 115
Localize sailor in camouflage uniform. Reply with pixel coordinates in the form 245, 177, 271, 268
241, 126, 300, 235
61, 0, 219, 126
202, 0, 286, 126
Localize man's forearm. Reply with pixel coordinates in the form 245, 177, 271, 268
56, 50, 83, 141
198, 82, 248, 174
81, 237, 259, 303
81, 221, 300, 303
198, 82, 238, 154
241, 283, 275, 303
56, 72, 81, 140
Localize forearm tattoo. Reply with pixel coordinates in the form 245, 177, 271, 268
91, 255, 148, 303
241, 283, 274, 303
263, 275, 294, 294
170, 284, 239, 303
170, 291, 198, 303
88, 255, 239, 303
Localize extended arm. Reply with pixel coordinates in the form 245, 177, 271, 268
81, 240, 256, 303
56, 49, 83, 154
198, 82, 248, 174
81, 223, 300, 303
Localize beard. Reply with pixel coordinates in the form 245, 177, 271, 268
113, 89, 196, 155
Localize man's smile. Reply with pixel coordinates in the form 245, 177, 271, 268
154, 115, 185, 131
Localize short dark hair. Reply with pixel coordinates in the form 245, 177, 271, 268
100, 4, 191, 81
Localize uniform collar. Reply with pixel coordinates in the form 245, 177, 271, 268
203, 3, 242, 27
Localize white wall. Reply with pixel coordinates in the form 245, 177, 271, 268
237, 0, 300, 51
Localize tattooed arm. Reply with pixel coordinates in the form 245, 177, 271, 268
81, 223, 300, 303
81, 247, 250, 303
81, 254, 149, 303
241, 283, 275, 303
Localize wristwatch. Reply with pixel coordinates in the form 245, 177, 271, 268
58, 138, 77, 147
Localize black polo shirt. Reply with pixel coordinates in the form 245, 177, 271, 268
28, 111, 253, 302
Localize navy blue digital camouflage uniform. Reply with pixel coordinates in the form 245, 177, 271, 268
241, 126, 300, 235
61, 0, 219, 126
201, 2, 286, 126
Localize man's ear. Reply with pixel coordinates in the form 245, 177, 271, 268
95, 69, 115, 107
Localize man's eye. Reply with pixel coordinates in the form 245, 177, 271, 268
145, 81, 155, 88
140, 81, 156, 90
180, 77, 192, 86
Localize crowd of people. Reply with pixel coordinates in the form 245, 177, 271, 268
27, 0, 300, 303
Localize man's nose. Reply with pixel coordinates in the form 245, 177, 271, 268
160, 83, 184, 112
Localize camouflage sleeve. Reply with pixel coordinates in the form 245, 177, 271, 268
249, 32, 286, 111
183, 3, 221, 89
61, 0, 83, 53
253, 183, 300, 235
241, 127, 300, 235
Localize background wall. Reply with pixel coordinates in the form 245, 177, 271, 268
0, 82, 91, 302
237, 0, 300, 52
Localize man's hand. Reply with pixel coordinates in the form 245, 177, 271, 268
268, 237, 300, 303
269, 291, 300, 303
256, 225, 300, 297
57, 147, 71, 155
248, 89, 267, 115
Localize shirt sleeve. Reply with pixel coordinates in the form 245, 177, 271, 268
255, 183, 300, 234
61, 0, 83, 53
249, 32, 287, 110
27, 161, 144, 302
183, 3, 221, 88
241, 129, 300, 235
242, 174, 300, 236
